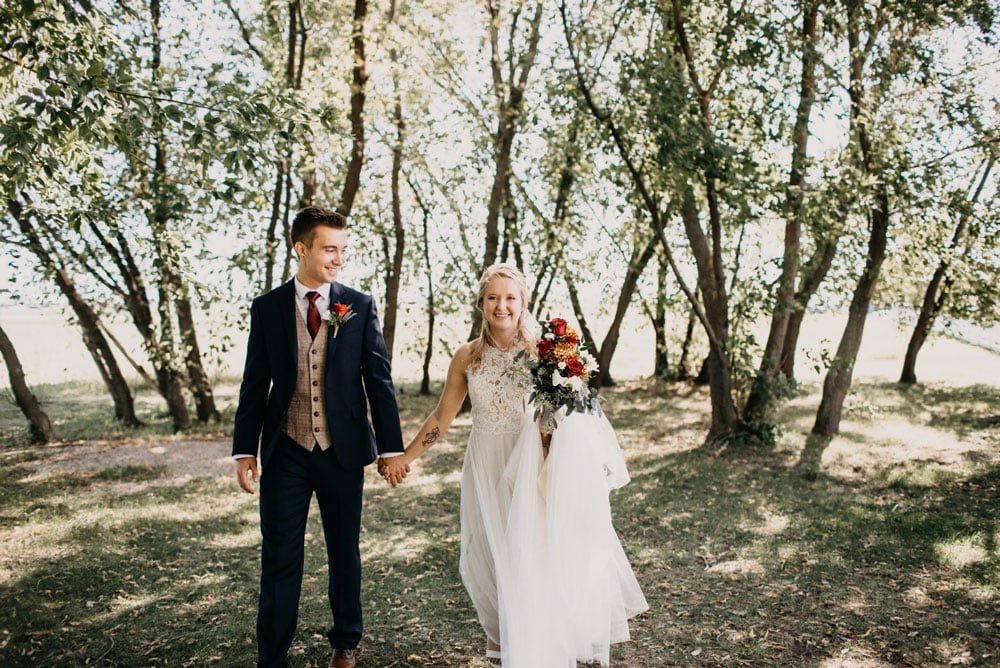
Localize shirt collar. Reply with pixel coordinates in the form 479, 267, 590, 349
293, 277, 332, 301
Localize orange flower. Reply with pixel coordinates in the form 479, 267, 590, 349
554, 341, 577, 361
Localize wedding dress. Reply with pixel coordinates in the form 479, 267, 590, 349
460, 345, 648, 667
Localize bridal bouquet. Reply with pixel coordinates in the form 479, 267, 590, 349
521, 317, 601, 433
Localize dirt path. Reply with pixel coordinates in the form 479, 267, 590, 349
20, 438, 235, 487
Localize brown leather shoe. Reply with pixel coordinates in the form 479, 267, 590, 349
329, 648, 357, 668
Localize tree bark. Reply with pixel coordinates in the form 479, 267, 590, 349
900, 157, 993, 384
780, 237, 838, 379
679, 185, 739, 438
653, 251, 669, 378
0, 322, 54, 443
338, 0, 368, 217
811, 195, 887, 436
175, 286, 219, 422
677, 288, 699, 381
745, 1, 819, 420
410, 178, 436, 396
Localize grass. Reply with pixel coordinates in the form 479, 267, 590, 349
0, 378, 238, 446
0, 378, 998, 666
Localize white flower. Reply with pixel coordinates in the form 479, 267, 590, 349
579, 350, 599, 374
553, 373, 584, 392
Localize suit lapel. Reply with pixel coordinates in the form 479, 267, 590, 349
326, 282, 344, 363
281, 280, 299, 369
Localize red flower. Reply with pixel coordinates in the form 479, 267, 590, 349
550, 318, 568, 336
564, 357, 585, 377
537, 340, 555, 358
331, 303, 351, 317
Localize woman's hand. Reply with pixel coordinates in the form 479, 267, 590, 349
379, 455, 410, 486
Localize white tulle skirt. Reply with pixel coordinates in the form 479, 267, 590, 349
459, 409, 648, 667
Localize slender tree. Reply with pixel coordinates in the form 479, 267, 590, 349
900, 153, 995, 384
0, 322, 55, 443
744, 0, 821, 421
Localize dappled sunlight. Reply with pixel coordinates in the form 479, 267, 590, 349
207, 526, 258, 550
935, 534, 992, 569
929, 638, 978, 666
902, 585, 934, 608
816, 414, 988, 481
837, 590, 873, 618
707, 558, 765, 576
740, 510, 789, 537
0, 522, 82, 585
818, 644, 894, 667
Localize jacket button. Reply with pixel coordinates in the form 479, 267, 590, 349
312, 381, 319, 386
313, 411, 320, 417
312, 364, 318, 370
314, 427, 320, 432
313, 396, 319, 402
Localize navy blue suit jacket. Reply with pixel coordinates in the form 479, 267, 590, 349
231, 280, 403, 470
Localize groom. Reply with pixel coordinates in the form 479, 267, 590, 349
233, 206, 407, 668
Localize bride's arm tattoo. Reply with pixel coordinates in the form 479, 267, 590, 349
421, 426, 440, 449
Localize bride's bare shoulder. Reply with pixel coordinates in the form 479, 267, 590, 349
451, 341, 476, 370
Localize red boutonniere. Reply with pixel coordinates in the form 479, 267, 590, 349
324, 303, 356, 338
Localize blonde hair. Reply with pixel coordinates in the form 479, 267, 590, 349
468, 263, 538, 369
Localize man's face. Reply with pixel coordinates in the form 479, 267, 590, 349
296, 226, 348, 287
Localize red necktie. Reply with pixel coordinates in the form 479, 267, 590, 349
306, 291, 321, 339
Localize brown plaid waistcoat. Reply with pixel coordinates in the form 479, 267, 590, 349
283, 307, 332, 452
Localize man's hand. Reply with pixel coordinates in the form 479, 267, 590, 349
236, 457, 259, 494
378, 455, 410, 487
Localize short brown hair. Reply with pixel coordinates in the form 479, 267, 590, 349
290, 206, 347, 246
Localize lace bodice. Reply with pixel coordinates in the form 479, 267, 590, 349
466, 345, 532, 435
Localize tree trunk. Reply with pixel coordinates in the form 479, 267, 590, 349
677, 292, 698, 381
780, 237, 838, 379
745, 2, 818, 420
175, 286, 219, 422
900, 157, 993, 384
677, 184, 740, 439
593, 232, 658, 388
149, 0, 193, 432
9, 199, 141, 427
653, 252, 669, 378
811, 194, 887, 436
264, 160, 285, 293
0, 322, 54, 443
467, 1, 544, 344
411, 180, 436, 396
382, 0, 405, 361
338, 0, 368, 217
564, 272, 598, 357
813, 2, 889, 436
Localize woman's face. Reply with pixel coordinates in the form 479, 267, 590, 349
481, 276, 523, 338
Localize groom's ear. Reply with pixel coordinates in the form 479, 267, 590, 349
293, 240, 306, 260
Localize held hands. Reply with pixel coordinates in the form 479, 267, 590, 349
378, 455, 410, 486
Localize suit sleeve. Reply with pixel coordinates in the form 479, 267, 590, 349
359, 297, 404, 456
232, 298, 271, 457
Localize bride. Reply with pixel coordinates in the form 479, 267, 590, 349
381, 263, 647, 667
